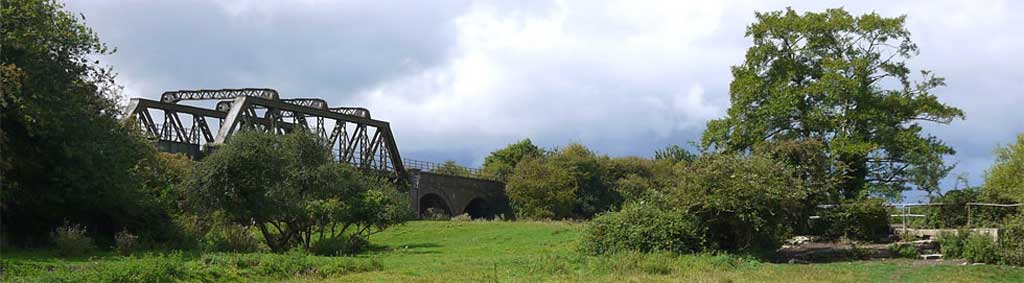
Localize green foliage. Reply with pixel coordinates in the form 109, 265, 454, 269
654, 145, 696, 163
548, 143, 621, 218
963, 234, 999, 263
754, 139, 843, 233
1, 0, 174, 245
113, 231, 139, 256
482, 139, 544, 180
202, 224, 262, 253
311, 235, 370, 256
702, 8, 963, 200
666, 153, 806, 252
938, 232, 967, 259
189, 130, 409, 252
503, 142, 671, 219
605, 156, 661, 201
432, 160, 470, 176
982, 134, 1024, 203
926, 189, 979, 228
582, 201, 707, 255
52, 222, 96, 258
889, 243, 919, 259
999, 213, 1024, 266
506, 157, 577, 219
815, 198, 892, 241
5, 252, 383, 282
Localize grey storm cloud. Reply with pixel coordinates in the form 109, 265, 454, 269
66, 0, 1024, 199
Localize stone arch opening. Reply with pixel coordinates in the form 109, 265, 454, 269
419, 193, 451, 219
464, 198, 494, 219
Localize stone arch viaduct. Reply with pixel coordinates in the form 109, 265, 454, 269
126, 88, 512, 219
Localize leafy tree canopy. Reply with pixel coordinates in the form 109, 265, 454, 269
702, 8, 963, 200
432, 160, 470, 177
505, 157, 577, 220
1, 0, 163, 243
482, 139, 544, 180
982, 134, 1024, 203
654, 145, 696, 164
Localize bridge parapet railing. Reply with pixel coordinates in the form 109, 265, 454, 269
403, 158, 500, 181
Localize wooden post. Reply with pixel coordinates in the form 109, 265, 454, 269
967, 204, 972, 228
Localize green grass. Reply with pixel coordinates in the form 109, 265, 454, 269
4, 220, 1024, 282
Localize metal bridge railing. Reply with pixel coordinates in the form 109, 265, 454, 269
403, 158, 500, 181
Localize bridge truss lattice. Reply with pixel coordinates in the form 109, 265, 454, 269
126, 88, 405, 178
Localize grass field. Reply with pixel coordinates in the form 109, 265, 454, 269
4, 220, 1024, 282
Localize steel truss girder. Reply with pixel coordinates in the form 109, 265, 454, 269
214, 96, 403, 174
126, 99, 225, 145
161, 88, 279, 103
128, 95, 405, 178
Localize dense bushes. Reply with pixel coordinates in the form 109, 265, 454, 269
582, 153, 808, 255
963, 234, 999, 263
502, 143, 684, 220
934, 214, 1024, 266
665, 154, 807, 252
938, 232, 966, 258
582, 201, 706, 255
815, 198, 892, 241
998, 213, 1024, 265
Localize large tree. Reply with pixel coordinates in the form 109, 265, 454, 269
1, 0, 164, 242
982, 133, 1024, 203
702, 8, 963, 199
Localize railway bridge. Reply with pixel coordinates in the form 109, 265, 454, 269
126, 88, 512, 219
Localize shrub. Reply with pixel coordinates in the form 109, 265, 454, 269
665, 153, 806, 252
816, 198, 891, 242
310, 235, 370, 256
938, 232, 967, 259
999, 213, 1024, 266
114, 231, 140, 256
963, 234, 999, 263
52, 222, 96, 257
202, 224, 261, 253
582, 201, 707, 255
889, 243, 919, 259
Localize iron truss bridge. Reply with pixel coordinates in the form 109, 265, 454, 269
126, 88, 404, 178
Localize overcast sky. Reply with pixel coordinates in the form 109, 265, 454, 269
66, 0, 1023, 200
